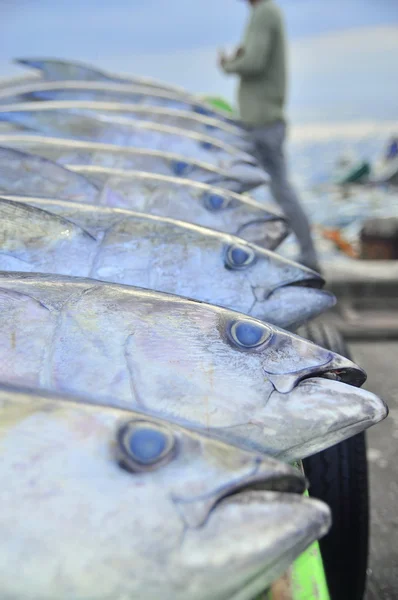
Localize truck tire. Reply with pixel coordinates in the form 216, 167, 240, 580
298, 320, 369, 600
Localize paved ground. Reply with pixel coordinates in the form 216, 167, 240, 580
349, 342, 398, 600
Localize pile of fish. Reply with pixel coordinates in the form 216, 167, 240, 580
0, 59, 388, 600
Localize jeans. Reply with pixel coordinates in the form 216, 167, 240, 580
249, 121, 320, 271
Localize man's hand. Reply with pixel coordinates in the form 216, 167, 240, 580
233, 46, 244, 59
218, 49, 228, 69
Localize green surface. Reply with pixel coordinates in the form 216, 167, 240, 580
264, 491, 330, 600
202, 96, 234, 114
260, 465, 330, 600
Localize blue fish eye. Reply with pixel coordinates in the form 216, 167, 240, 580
200, 141, 215, 151
128, 428, 167, 464
229, 320, 271, 349
118, 421, 176, 472
226, 245, 255, 269
194, 106, 212, 117
204, 192, 228, 211
172, 160, 193, 177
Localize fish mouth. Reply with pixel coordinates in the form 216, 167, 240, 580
298, 363, 366, 388
180, 492, 331, 599
174, 458, 305, 529
237, 218, 289, 250
254, 286, 335, 330
265, 267, 326, 300
211, 464, 306, 511
268, 378, 389, 461
229, 153, 259, 167
262, 343, 367, 396
223, 163, 270, 189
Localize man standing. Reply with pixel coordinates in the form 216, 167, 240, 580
219, 0, 320, 272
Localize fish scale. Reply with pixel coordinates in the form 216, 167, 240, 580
0, 57, 389, 600
0, 272, 387, 462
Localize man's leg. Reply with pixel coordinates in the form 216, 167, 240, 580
251, 122, 320, 272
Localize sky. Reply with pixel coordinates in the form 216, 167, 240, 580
1, 0, 398, 124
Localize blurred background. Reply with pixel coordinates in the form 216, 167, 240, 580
1, 0, 398, 124
2, 2, 398, 598
2, 0, 398, 262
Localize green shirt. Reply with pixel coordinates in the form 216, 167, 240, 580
222, 0, 287, 126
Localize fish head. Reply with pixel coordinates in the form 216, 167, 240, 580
223, 243, 336, 328
0, 273, 387, 462
222, 161, 270, 192
203, 315, 387, 458
200, 189, 288, 249
0, 385, 330, 599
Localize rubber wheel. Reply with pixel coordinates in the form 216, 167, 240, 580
298, 320, 369, 600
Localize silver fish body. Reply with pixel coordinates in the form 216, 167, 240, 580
0, 79, 228, 114
0, 384, 331, 600
0, 195, 334, 328
0, 147, 286, 248
14, 57, 239, 122
14, 58, 197, 96
0, 272, 387, 461
0, 98, 249, 150
0, 90, 249, 148
0, 80, 245, 133
0, 133, 267, 191
0, 104, 253, 171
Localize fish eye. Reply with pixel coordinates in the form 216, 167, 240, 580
194, 106, 212, 117
228, 320, 272, 349
200, 141, 215, 151
225, 245, 256, 270
171, 160, 193, 177
117, 420, 176, 473
203, 192, 230, 211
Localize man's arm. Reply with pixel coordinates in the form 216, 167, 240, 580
221, 9, 272, 77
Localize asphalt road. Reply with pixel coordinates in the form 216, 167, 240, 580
349, 342, 398, 600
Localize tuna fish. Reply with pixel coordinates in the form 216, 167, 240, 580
0, 104, 252, 172
0, 383, 330, 600
0, 79, 243, 128
0, 147, 286, 248
0, 100, 248, 151
14, 57, 238, 122
0, 272, 387, 460
0, 133, 267, 191
0, 195, 333, 328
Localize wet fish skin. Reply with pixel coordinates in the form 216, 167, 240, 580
0, 145, 101, 202
14, 57, 240, 124
0, 272, 387, 460
0, 105, 254, 169
0, 80, 222, 115
0, 133, 268, 191
71, 167, 287, 249
0, 98, 249, 150
0, 80, 244, 134
0, 384, 331, 600
0, 147, 286, 249
0, 195, 334, 328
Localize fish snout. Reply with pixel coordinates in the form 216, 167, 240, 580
179, 492, 331, 597
173, 453, 305, 529
308, 351, 367, 388
237, 217, 289, 250
265, 378, 388, 461
256, 287, 336, 330
224, 162, 270, 189
262, 329, 367, 394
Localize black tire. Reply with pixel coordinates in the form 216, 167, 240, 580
298, 320, 369, 600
